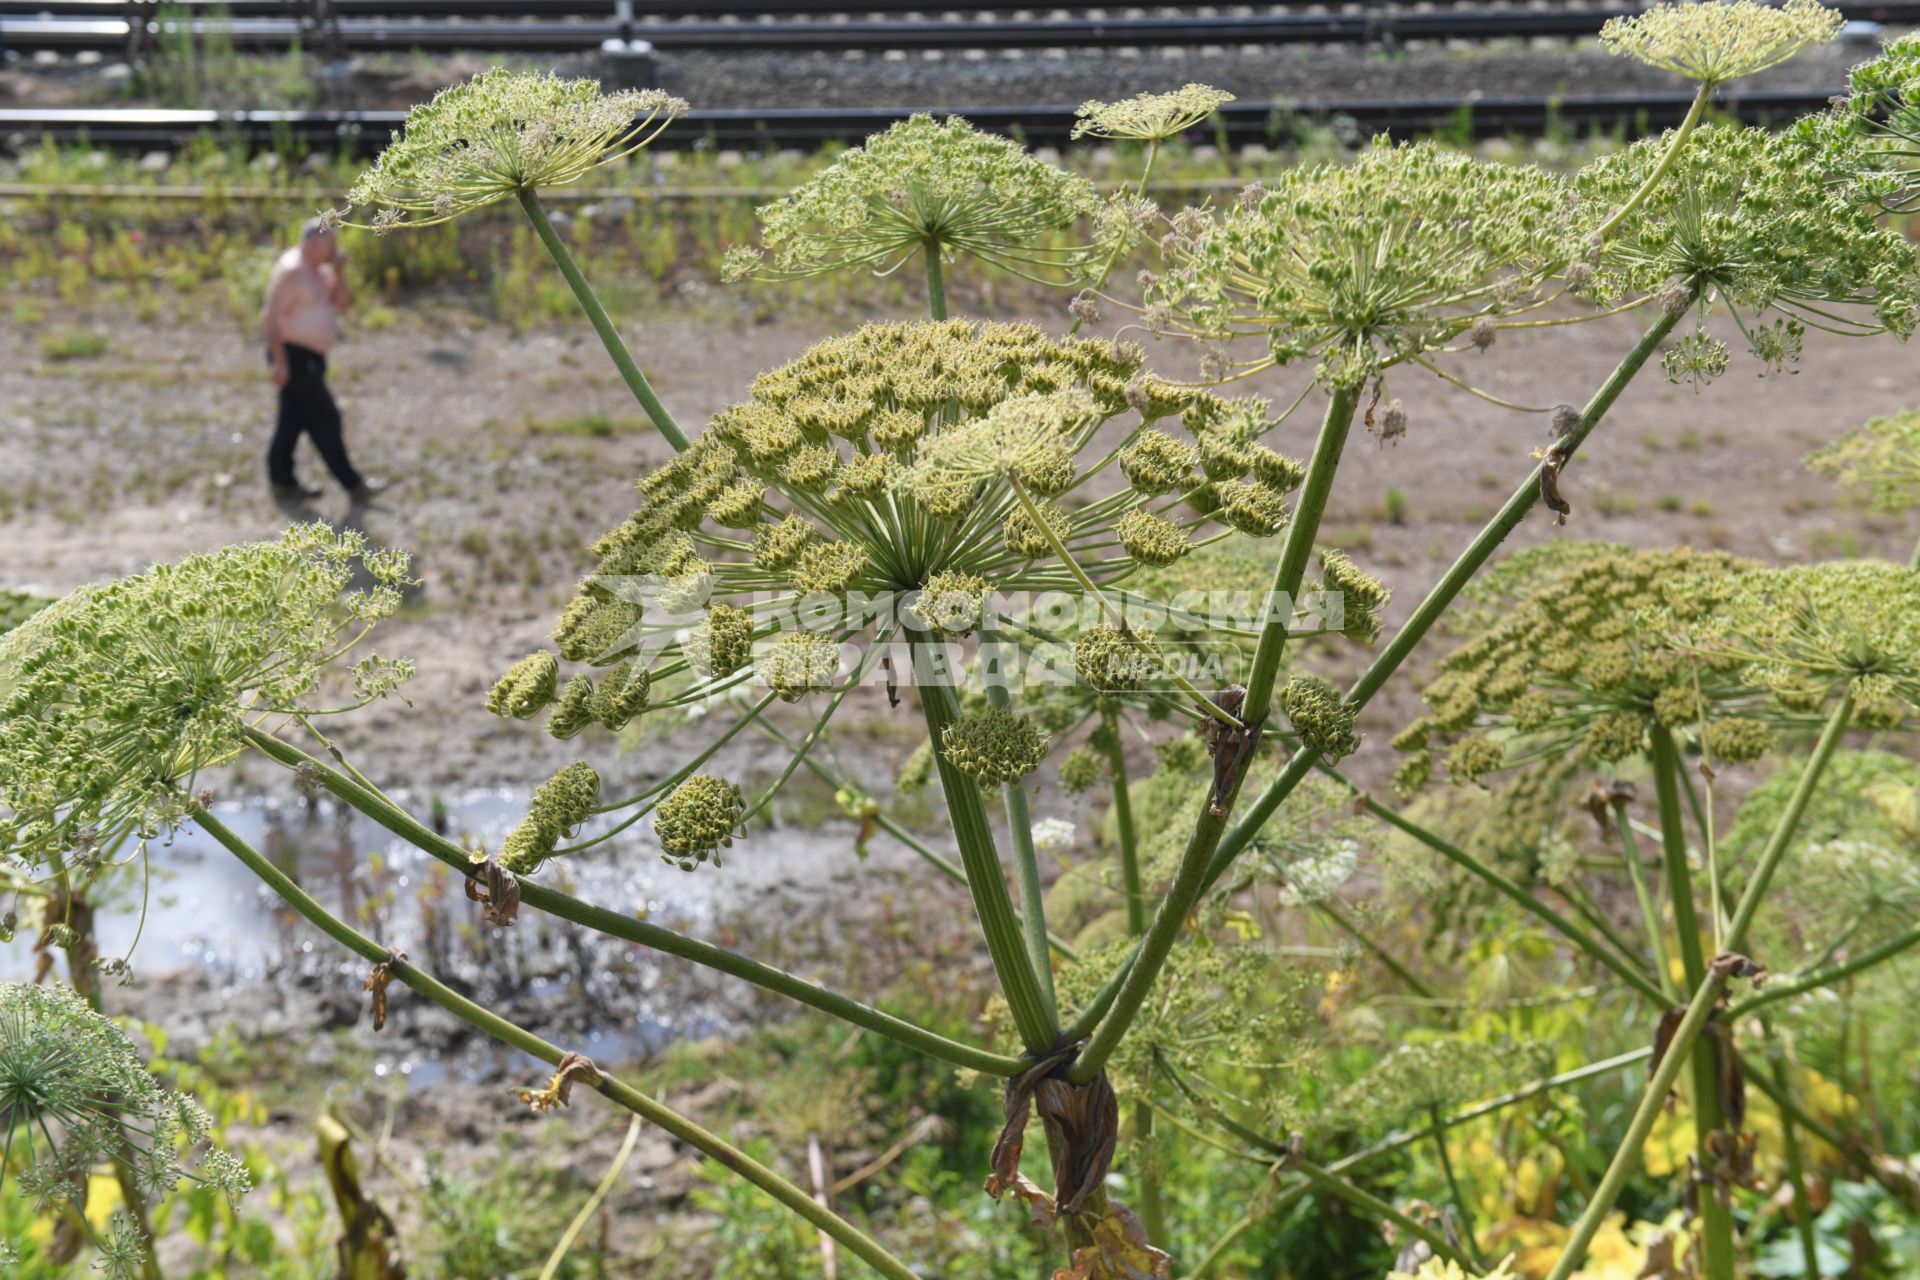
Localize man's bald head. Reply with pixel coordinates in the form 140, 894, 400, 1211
299, 217, 339, 264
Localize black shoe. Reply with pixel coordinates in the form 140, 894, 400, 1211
346, 478, 389, 503
272, 481, 323, 500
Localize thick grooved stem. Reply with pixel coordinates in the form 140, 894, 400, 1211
1070, 387, 1359, 1084
518, 187, 689, 452
916, 670, 1058, 1051
1209, 307, 1684, 883
1543, 965, 1732, 1280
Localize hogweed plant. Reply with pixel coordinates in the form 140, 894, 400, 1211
9, 6, 1920, 1276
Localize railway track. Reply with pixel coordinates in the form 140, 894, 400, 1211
0, 90, 1845, 154
0, 2, 1911, 55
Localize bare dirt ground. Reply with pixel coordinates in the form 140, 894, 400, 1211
4, 288, 1915, 794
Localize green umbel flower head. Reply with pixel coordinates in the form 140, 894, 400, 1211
722, 114, 1097, 286
1072, 84, 1235, 142
1574, 123, 1920, 364
1143, 139, 1565, 387
1599, 0, 1842, 87
1394, 546, 1786, 789
507, 321, 1316, 864
1, 982, 250, 1275
941, 707, 1051, 784
344, 68, 687, 228
1820, 37, 1920, 213
1691, 561, 1920, 724
654, 774, 746, 870
1808, 407, 1920, 513
0, 526, 411, 866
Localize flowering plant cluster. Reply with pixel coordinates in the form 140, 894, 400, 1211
11, 7, 1920, 1277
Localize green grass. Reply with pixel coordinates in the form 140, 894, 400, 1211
40, 330, 108, 361
524, 412, 655, 438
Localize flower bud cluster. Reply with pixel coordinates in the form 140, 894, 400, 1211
1393, 545, 1790, 791
1599, 0, 1841, 87
1072, 84, 1235, 142
654, 774, 747, 870
500, 761, 600, 873
1142, 140, 1565, 387
942, 707, 1051, 784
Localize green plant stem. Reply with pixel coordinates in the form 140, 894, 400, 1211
1293, 1158, 1472, 1268
1241, 384, 1357, 725
1429, 1106, 1486, 1269
1729, 921, 1920, 1021
1308, 894, 1437, 1001
914, 668, 1058, 1051
1098, 713, 1166, 1246
924, 241, 948, 321
1343, 786, 1668, 1006
240, 726, 1025, 1077
1909, 530, 1920, 572
1069, 386, 1359, 1086
1211, 306, 1686, 880
1723, 692, 1855, 954
516, 187, 689, 452
982, 628, 1058, 1024
188, 802, 919, 1280
1543, 961, 1733, 1280
1766, 1029, 1824, 1280
1615, 797, 1677, 999
540, 1116, 641, 1280
1648, 725, 1734, 1280
1102, 707, 1146, 937
1594, 80, 1711, 239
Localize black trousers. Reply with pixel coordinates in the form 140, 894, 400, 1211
268, 343, 363, 490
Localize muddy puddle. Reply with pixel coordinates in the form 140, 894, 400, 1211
3, 789, 921, 1081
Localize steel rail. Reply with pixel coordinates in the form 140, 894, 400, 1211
0, 91, 1843, 154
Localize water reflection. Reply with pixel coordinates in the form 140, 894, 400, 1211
3, 789, 888, 1076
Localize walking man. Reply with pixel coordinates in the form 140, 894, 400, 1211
261, 218, 383, 502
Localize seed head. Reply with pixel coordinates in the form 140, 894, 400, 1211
1808, 407, 1920, 513
590, 660, 651, 729
499, 761, 599, 874
1282, 674, 1361, 761
1599, 0, 1842, 87
0, 527, 410, 864
1074, 626, 1161, 695
727, 114, 1096, 285
491, 651, 561, 720
653, 774, 746, 871
1576, 123, 1919, 345
759, 632, 843, 702
911, 571, 993, 637
941, 708, 1051, 784
547, 675, 597, 740
346, 68, 686, 225
1058, 745, 1105, 792
1116, 509, 1192, 567
0, 983, 248, 1270
688, 605, 756, 678
1073, 84, 1235, 142
1146, 140, 1565, 387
